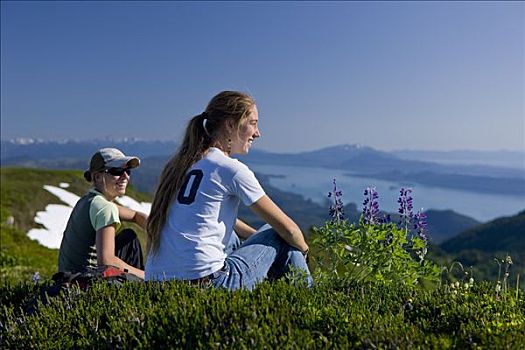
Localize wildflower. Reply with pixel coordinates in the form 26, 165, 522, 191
398, 188, 414, 230
413, 209, 429, 261
416, 247, 428, 262
413, 210, 428, 242
505, 255, 513, 266
328, 178, 344, 222
362, 187, 380, 225
32, 271, 40, 285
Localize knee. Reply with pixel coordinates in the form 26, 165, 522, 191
288, 247, 302, 255
256, 223, 273, 234
254, 225, 280, 240
287, 247, 305, 260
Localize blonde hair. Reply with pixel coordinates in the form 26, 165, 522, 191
147, 91, 256, 255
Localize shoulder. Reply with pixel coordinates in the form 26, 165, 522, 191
89, 192, 117, 214
88, 191, 120, 230
203, 148, 251, 175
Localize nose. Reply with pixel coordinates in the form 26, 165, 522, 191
254, 127, 261, 138
121, 171, 130, 180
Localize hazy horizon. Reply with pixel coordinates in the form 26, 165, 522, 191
2, 136, 525, 155
1, 1, 523, 153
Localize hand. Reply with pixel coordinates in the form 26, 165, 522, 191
302, 248, 309, 264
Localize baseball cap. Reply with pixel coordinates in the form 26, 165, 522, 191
83, 148, 140, 182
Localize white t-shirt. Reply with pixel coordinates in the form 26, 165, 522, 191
145, 147, 265, 280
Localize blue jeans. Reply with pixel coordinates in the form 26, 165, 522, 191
209, 224, 313, 290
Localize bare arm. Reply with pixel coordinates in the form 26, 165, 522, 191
249, 195, 309, 253
96, 224, 145, 279
234, 219, 256, 239
117, 205, 148, 230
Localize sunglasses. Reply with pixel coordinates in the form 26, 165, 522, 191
104, 167, 131, 177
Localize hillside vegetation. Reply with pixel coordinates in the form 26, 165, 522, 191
0, 168, 88, 283
1, 167, 524, 348
439, 211, 525, 281
1, 167, 521, 284
2, 279, 524, 349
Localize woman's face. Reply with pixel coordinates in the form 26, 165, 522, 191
230, 105, 261, 155
94, 168, 130, 200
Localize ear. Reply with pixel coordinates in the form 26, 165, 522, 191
93, 172, 103, 183
225, 119, 235, 134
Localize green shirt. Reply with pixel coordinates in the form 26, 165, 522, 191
58, 189, 120, 273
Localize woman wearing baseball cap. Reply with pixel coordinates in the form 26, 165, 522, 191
58, 148, 147, 279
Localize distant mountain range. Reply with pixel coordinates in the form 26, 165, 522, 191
0, 138, 178, 161
2, 139, 524, 197
391, 149, 524, 169
246, 145, 523, 177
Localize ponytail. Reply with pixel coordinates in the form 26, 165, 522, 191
147, 113, 210, 256
147, 91, 256, 256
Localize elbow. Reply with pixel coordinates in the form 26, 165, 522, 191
282, 223, 303, 239
98, 254, 117, 267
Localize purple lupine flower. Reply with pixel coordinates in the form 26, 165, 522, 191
362, 187, 380, 225
413, 210, 428, 242
381, 214, 392, 224
413, 209, 428, 261
328, 178, 344, 221
398, 188, 414, 230
32, 271, 40, 285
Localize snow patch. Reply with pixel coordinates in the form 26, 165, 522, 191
28, 205, 75, 249
42, 185, 80, 207
116, 196, 151, 215
59, 182, 70, 188
27, 186, 80, 249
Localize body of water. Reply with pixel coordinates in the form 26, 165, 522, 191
248, 163, 525, 223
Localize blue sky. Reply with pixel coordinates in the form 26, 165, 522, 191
1, 1, 523, 152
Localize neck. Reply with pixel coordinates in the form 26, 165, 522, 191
211, 143, 230, 157
94, 184, 116, 202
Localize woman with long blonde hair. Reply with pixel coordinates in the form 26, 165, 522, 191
145, 91, 312, 289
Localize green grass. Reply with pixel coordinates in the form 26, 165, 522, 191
1, 279, 523, 349
0, 168, 90, 231
0, 167, 149, 284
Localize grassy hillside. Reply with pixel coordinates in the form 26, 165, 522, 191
424, 209, 480, 244
0, 167, 149, 284
441, 211, 525, 253
1, 167, 513, 285
1, 168, 524, 348
0, 168, 89, 232
439, 211, 525, 281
